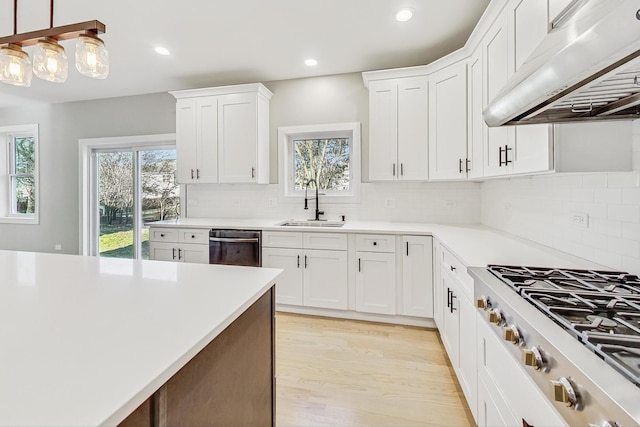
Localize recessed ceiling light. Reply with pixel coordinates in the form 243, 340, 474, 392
395, 8, 414, 22
305, 58, 318, 66
154, 46, 171, 56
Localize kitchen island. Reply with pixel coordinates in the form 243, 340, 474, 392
0, 250, 281, 426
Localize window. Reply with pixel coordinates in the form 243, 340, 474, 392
0, 124, 39, 224
279, 123, 361, 202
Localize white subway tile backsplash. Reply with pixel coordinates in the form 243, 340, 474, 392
608, 236, 640, 258
482, 172, 640, 276
594, 189, 622, 204
608, 204, 640, 223
623, 188, 640, 205
607, 171, 640, 188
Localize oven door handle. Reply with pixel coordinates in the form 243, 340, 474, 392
209, 237, 260, 243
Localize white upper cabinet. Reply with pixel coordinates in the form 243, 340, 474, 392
369, 77, 428, 181
175, 97, 218, 184
483, 10, 513, 178
483, 1, 553, 177
508, 0, 554, 175
171, 83, 272, 184
428, 62, 468, 180
467, 47, 485, 179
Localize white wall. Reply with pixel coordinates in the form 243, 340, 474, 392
0, 92, 176, 254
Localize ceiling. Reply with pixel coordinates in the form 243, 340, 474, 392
0, 0, 490, 108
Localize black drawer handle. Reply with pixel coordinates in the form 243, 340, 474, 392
160, 233, 165, 237
373, 241, 377, 246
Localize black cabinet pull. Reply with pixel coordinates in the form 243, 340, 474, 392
498, 147, 504, 167
172, 248, 176, 260
196, 169, 200, 179
400, 163, 404, 176
178, 248, 183, 260
450, 265, 456, 272
450, 294, 457, 313
251, 167, 256, 178
304, 255, 308, 269
297, 255, 300, 268
459, 158, 463, 173
191, 169, 195, 179
160, 233, 165, 237
392, 163, 396, 177
358, 258, 361, 272
406, 241, 409, 256
447, 288, 452, 308
373, 241, 377, 246
466, 158, 471, 173
505, 145, 513, 165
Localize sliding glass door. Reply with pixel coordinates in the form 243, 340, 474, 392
92, 145, 179, 259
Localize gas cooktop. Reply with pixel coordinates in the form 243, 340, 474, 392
487, 265, 640, 387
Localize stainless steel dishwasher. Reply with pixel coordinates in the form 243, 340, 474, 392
208, 229, 261, 266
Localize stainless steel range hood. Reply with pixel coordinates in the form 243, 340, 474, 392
483, 0, 640, 127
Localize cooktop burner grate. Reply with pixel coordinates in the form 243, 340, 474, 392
488, 265, 640, 387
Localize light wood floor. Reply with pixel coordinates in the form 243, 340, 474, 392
275, 313, 474, 427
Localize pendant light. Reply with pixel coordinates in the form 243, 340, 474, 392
0, 43, 32, 87
76, 32, 109, 79
0, 0, 108, 87
33, 37, 68, 83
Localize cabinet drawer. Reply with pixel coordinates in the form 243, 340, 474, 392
441, 245, 473, 301
303, 233, 347, 251
149, 228, 179, 243
177, 228, 210, 244
355, 234, 396, 253
262, 231, 303, 248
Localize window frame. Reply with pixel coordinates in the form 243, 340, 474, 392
0, 124, 39, 224
278, 122, 361, 204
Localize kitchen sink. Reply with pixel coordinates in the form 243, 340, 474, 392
278, 220, 345, 228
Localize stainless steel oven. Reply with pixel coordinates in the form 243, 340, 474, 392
209, 229, 261, 267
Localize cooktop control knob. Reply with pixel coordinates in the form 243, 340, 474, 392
476, 296, 491, 310
488, 309, 504, 326
551, 377, 582, 410
503, 324, 524, 346
524, 346, 548, 372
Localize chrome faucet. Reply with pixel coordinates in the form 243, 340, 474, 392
304, 179, 325, 221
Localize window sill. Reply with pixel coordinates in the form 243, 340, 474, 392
0, 215, 39, 225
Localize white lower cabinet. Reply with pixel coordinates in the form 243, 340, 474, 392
401, 236, 434, 317
149, 227, 209, 264
438, 246, 477, 420
262, 231, 348, 309
304, 249, 348, 310
261, 247, 303, 305
355, 251, 396, 315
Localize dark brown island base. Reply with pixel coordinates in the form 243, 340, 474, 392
119, 288, 275, 427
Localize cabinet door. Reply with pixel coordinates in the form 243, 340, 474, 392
510, 0, 554, 175
218, 93, 258, 183
262, 247, 303, 305
303, 249, 348, 310
428, 63, 468, 180
195, 97, 219, 183
369, 80, 399, 181
355, 252, 396, 315
483, 12, 514, 178
441, 270, 460, 368
458, 294, 477, 420
433, 240, 444, 329
149, 242, 178, 262
397, 78, 429, 181
178, 243, 210, 264
175, 98, 198, 184
477, 376, 519, 427
467, 47, 485, 179
401, 236, 433, 318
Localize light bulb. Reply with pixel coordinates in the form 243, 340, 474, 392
396, 8, 414, 22
33, 38, 68, 83
0, 44, 32, 87
75, 34, 109, 79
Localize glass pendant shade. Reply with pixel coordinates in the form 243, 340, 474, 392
33, 38, 68, 83
0, 44, 32, 87
75, 34, 109, 79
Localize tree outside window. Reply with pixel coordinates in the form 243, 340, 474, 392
293, 138, 350, 191
11, 136, 36, 215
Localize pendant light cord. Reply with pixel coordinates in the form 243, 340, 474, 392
13, 0, 17, 35
50, 0, 54, 29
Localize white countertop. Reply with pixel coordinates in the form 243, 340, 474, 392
0, 250, 281, 426
152, 218, 605, 270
